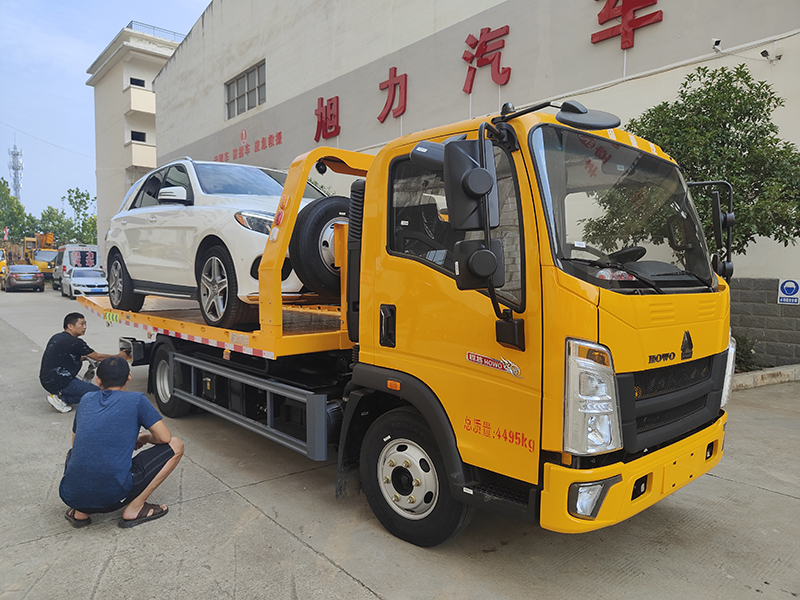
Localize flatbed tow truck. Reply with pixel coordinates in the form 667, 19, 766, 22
80, 100, 737, 547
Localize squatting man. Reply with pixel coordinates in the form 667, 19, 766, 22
59, 356, 184, 528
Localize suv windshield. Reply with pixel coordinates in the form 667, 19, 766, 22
194, 163, 284, 196
531, 125, 713, 293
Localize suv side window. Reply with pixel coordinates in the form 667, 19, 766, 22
388, 145, 524, 309
162, 165, 194, 203
131, 170, 165, 209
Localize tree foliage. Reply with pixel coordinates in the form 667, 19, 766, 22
626, 64, 800, 255
0, 180, 97, 246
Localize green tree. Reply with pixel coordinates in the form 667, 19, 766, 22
39, 206, 76, 246
61, 188, 97, 244
0, 178, 38, 243
626, 64, 800, 255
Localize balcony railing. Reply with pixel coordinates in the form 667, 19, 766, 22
126, 21, 186, 43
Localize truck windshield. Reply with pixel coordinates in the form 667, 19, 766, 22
530, 125, 713, 293
34, 250, 57, 262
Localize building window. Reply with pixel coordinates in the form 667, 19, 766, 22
226, 61, 266, 119
130, 77, 145, 88
131, 131, 146, 143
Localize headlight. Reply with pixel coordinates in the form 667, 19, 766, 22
720, 333, 736, 408
564, 339, 623, 455
235, 210, 275, 235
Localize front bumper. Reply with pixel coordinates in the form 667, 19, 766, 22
540, 411, 726, 533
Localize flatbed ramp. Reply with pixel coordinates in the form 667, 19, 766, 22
78, 296, 350, 360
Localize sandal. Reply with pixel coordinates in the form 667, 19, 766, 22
118, 502, 168, 528
65, 508, 92, 528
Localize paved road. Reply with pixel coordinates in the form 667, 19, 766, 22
1, 288, 798, 599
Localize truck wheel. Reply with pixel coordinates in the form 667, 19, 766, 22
288, 195, 349, 298
152, 345, 191, 418
360, 407, 475, 547
198, 245, 252, 328
108, 254, 145, 311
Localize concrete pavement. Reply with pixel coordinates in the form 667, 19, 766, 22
1, 287, 798, 599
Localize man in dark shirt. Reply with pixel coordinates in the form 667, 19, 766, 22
60, 356, 184, 528
39, 312, 128, 413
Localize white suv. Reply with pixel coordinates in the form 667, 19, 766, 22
105, 159, 348, 329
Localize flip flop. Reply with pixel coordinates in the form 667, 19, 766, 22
118, 502, 168, 528
65, 508, 92, 528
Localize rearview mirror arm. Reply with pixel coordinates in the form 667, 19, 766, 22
478, 121, 512, 322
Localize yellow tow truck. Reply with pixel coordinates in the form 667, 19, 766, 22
80, 100, 736, 546
23, 233, 57, 280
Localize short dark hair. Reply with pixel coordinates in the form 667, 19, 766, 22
63, 313, 85, 329
97, 356, 130, 389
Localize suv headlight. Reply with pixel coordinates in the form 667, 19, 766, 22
564, 339, 622, 456
235, 210, 275, 235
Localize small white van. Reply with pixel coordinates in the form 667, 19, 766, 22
52, 244, 101, 291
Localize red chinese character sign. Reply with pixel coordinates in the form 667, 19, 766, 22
377, 67, 407, 123
314, 96, 341, 142
591, 0, 663, 50
462, 25, 511, 94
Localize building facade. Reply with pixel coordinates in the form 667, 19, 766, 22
94, 1, 800, 365
86, 22, 183, 257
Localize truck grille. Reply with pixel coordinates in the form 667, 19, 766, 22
633, 357, 712, 400
636, 397, 705, 432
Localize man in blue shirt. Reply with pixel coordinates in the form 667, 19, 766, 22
40, 312, 129, 413
59, 356, 184, 528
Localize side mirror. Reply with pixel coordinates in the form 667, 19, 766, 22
453, 239, 505, 290
443, 139, 499, 231
158, 186, 189, 203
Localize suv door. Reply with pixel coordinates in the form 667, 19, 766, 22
147, 165, 196, 287
121, 169, 166, 282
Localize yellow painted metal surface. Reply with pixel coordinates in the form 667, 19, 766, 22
540, 411, 726, 533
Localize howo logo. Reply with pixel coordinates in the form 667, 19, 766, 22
648, 352, 675, 364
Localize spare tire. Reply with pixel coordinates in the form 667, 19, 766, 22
289, 195, 349, 297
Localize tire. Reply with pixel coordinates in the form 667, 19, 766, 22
288, 195, 349, 298
360, 407, 475, 547
198, 245, 253, 328
152, 345, 191, 418
61, 282, 66, 297
52, 278, 59, 291
108, 253, 145, 311
67, 283, 75, 299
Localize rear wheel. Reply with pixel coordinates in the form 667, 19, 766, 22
152, 345, 191, 418
108, 254, 145, 311
52, 279, 59, 290
360, 408, 475, 547
198, 245, 253, 328
288, 196, 349, 298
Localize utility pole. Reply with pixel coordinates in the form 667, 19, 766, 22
8, 143, 23, 200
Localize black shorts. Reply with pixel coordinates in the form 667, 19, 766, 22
78, 444, 175, 513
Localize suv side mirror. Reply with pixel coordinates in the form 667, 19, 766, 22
158, 186, 189, 204
443, 139, 499, 231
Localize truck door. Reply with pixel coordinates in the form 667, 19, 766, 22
370, 143, 543, 485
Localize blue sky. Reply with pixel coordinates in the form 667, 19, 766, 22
0, 0, 209, 218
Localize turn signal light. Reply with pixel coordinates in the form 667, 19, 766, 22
387, 380, 401, 391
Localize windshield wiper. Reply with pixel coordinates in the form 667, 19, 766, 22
561, 257, 665, 294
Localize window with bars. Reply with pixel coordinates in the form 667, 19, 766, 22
226, 62, 266, 119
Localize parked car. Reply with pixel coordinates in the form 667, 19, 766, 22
52, 244, 101, 290
61, 267, 108, 299
1, 264, 45, 292
105, 158, 347, 328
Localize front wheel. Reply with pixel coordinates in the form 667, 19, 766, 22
198, 245, 253, 328
360, 408, 474, 547
152, 345, 191, 418
108, 254, 145, 311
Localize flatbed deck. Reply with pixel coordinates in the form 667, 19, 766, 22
79, 295, 350, 360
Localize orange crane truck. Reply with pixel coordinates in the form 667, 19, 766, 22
80, 100, 736, 547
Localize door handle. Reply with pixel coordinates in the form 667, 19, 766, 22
120, 219, 127, 225
148, 216, 157, 223
379, 304, 396, 348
